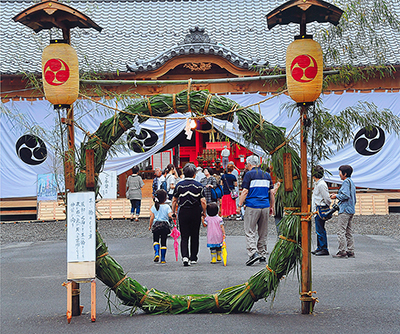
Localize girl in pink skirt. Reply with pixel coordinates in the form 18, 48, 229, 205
203, 202, 226, 263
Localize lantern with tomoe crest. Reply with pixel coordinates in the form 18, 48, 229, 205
286, 37, 323, 104
42, 40, 79, 109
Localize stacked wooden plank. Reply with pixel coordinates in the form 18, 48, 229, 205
0, 199, 37, 220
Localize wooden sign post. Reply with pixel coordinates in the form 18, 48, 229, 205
66, 191, 96, 323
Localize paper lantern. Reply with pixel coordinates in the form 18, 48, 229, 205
42, 40, 79, 108
286, 38, 323, 104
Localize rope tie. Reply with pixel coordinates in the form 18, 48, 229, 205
214, 293, 220, 310
139, 289, 151, 306
112, 275, 127, 291
187, 296, 192, 310
112, 110, 117, 136
187, 79, 192, 111
270, 141, 287, 155
279, 235, 297, 244
90, 134, 111, 150
245, 282, 257, 301
118, 120, 127, 132
163, 119, 167, 145
300, 291, 319, 304
278, 176, 299, 183
146, 98, 152, 116
289, 211, 314, 216
266, 265, 277, 276
72, 288, 81, 296
96, 252, 109, 260
203, 94, 213, 114
258, 104, 263, 130
229, 104, 238, 118
172, 93, 177, 113
79, 170, 99, 176
284, 207, 301, 212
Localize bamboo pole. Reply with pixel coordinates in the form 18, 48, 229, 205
300, 105, 312, 314
80, 70, 339, 86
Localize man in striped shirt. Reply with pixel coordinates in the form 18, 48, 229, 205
238, 155, 274, 266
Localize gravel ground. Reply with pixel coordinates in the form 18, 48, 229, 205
1, 214, 399, 244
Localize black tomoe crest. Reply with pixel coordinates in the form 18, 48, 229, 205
353, 126, 385, 156
15, 134, 47, 165
127, 128, 158, 153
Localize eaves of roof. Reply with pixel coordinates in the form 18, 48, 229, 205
1, 0, 399, 75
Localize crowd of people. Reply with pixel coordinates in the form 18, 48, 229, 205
128, 157, 356, 267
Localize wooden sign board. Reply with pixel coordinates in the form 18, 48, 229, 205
67, 192, 96, 280
283, 152, 293, 192
64, 150, 75, 192
86, 149, 95, 189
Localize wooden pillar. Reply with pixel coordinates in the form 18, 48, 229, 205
66, 104, 81, 318
300, 105, 312, 314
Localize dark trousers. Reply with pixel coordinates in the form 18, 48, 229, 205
178, 206, 202, 261
315, 206, 329, 251
153, 227, 169, 247
130, 199, 141, 215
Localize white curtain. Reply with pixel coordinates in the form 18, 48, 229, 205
1, 91, 399, 198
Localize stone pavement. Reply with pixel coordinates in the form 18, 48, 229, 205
1, 233, 399, 334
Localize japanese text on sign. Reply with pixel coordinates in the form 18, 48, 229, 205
67, 192, 96, 262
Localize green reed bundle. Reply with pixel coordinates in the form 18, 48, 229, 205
75, 89, 303, 314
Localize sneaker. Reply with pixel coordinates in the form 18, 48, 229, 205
259, 256, 266, 263
332, 251, 347, 258
246, 252, 261, 266
190, 260, 197, 265
347, 251, 355, 258
235, 214, 242, 221
183, 257, 190, 266
315, 249, 330, 256
311, 249, 319, 255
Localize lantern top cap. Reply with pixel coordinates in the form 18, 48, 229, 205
266, 0, 343, 30
12, 0, 102, 33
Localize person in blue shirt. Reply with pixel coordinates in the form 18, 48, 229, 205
238, 155, 274, 266
330, 165, 356, 258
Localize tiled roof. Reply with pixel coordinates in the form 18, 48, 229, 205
1, 0, 399, 75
